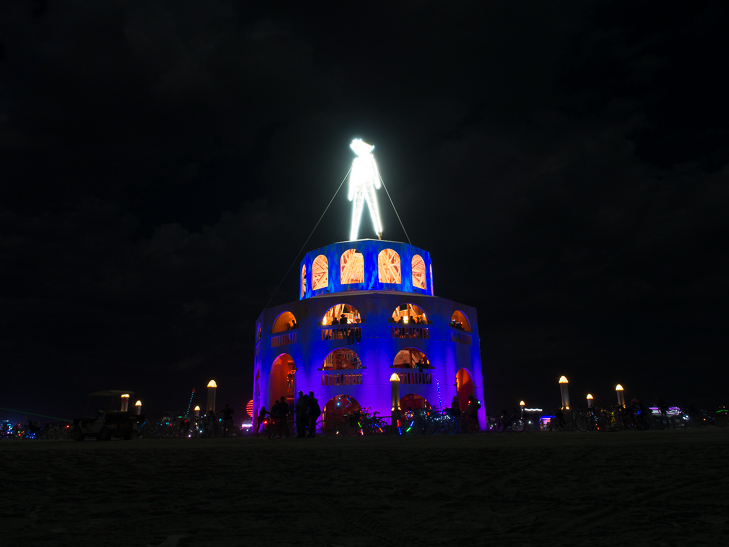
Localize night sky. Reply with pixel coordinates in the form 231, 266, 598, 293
2, 1, 727, 423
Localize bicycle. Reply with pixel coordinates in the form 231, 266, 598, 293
360, 409, 388, 435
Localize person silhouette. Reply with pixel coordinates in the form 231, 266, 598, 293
348, 139, 383, 240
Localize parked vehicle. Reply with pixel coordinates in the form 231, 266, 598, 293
71, 390, 145, 441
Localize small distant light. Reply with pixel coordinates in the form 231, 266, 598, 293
615, 384, 624, 391
207, 380, 217, 388
586, 394, 593, 400
559, 376, 569, 384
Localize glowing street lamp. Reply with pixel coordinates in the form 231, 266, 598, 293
207, 380, 218, 412
586, 394, 594, 409
559, 376, 570, 410
134, 400, 142, 415
120, 393, 130, 412
390, 373, 401, 412
615, 384, 625, 407
194, 405, 200, 418
519, 400, 526, 418
390, 373, 401, 435
348, 139, 383, 241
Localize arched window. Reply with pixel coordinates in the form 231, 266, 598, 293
323, 348, 362, 370
272, 311, 298, 333
312, 255, 329, 291
393, 348, 430, 369
256, 323, 262, 343
300, 265, 307, 299
412, 255, 426, 289
270, 354, 296, 406
378, 248, 401, 284
450, 310, 472, 332
391, 303, 428, 324
322, 304, 362, 326
400, 394, 431, 411
341, 249, 364, 284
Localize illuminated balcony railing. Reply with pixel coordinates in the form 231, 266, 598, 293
392, 327, 429, 339
322, 327, 362, 341
392, 371, 432, 385
271, 332, 297, 348
321, 370, 363, 386
451, 331, 472, 345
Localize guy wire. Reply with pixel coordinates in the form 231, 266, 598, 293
262, 166, 352, 313
379, 173, 411, 245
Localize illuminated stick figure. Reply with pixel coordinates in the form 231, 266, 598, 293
348, 139, 383, 241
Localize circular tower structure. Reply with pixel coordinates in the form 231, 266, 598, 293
253, 238, 485, 431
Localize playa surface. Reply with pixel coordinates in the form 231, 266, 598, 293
1, 428, 728, 546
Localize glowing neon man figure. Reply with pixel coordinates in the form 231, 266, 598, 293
348, 139, 383, 241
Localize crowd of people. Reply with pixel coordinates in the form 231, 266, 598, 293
256, 391, 321, 438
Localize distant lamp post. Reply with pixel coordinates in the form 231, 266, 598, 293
390, 373, 401, 435
615, 384, 625, 407
134, 400, 142, 415
559, 376, 570, 410
194, 405, 200, 418
519, 400, 526, 418
586, 394, 594, 409
120, 393, 130, 412
207, 380, 218, 412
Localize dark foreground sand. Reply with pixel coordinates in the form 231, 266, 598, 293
1, 428, 728, 547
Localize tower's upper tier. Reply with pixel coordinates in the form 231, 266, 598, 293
299, 240, 434, 299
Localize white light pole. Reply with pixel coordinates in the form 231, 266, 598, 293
207, 380, 218, 412
586, 394, 594, 409
559, 376, 570, 410
615, 384, 625, 407
134, 400, 142, 415
390, 373, 401, 435
519, 400, 526, 419
120, 393, 130, 412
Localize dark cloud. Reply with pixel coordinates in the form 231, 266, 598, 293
1, 1, 727, 421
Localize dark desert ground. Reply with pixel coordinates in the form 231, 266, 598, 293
1, 428, 728, 547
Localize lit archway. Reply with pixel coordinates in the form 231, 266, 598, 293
312, 255, 329, 291
450, 310, 472, 331
412, 254, 426, 289
455, 368, 475, 415
391, 303, 428, 325
393, 348, 430, 369
400, 393, 430, 411
341, 249, 364, 284
322, 303, 362, 326
322, 394, 361, 433
378, 248, 401, 284
323, 348, 361, 370
270, 354, 296, 407
272, 311, 298, 333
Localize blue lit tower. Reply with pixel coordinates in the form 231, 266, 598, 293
252, 238, 485, 431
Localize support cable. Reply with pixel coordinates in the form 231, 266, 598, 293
379, 173, 411, 245
262, 167, 352, 312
